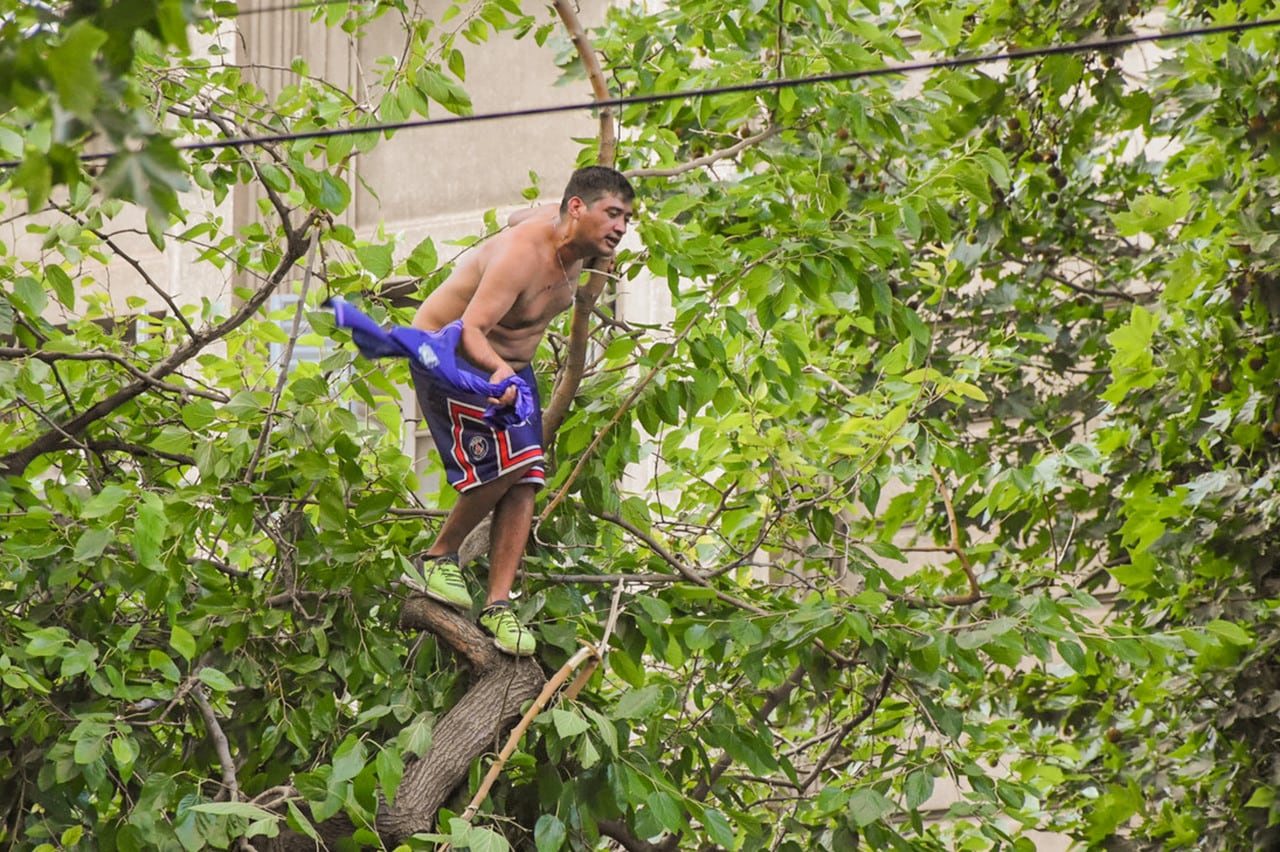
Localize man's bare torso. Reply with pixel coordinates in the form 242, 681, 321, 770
412, 211, 582, 370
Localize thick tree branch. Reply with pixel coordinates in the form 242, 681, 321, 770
257, 595, 546, 851
445, 645, 599, 848
598, 819, 662, 852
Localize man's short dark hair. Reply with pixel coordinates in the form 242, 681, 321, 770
560, 166, 635, 213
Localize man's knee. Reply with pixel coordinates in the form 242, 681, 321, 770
501, 480, 538, 504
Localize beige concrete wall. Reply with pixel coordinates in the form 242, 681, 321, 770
234, 2, 602, 234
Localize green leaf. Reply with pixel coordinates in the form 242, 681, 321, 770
170, 625, 196, 662
355, 243, 395, 280
646, 790, 683, 833
1205, 620, 1252, 647
701, 807, 735, 847
190, 802, 277, 820
955, 618, 1016, 650
134, 494, 168, 569
377, 747, 404, 806
331, 735, 366, 783
1244, 786, 1275, 809
25, 627, 70, 658
551, 708, 590, 738
49, 21, 109, 118
848, 788, 894, 827
286, 801, 320, 842
406, 237, 439, 278
111, 735, 140, 777
45, 265, 75, 308
613, 685, 661, 719
1111, 192, 1192, 236
449, 822, 509, 852
904, 769, 934, 810
82, 485, 129, 519
418, 68, 473, 115
197, 667, 236, 692
399, 714, 434, 756
534, 814, 567, 852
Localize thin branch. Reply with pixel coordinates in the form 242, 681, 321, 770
932, 468, 981, 605
79, 218, 199, 339
595, 510, 767, 617
87, 438, 195, 466
626, 126, 782, 178
653, 664, 809, 852
191, 687, 240, 801
797, 665, 896, 794
0, 348, 228, 402
245, 230, 319, 483
542, 572, 676, 585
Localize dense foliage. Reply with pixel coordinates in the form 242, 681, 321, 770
2, 0, 1279, 849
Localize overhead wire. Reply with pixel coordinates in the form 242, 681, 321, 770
3, 15, 1279, 168
214, 0, 388, 17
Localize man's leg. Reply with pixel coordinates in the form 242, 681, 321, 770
485, 482, 537, 604
408, 464, 531, 609
475, 479, 538, 657
425, 464, 532, 557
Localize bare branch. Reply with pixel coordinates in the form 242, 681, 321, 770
191, 686, 242, 804
626, 126, 783, 179
552, 0, 615, 165
932, 468, 982, 605
0, 348, 229, 402
74, 214, 199, 339
448, 646, 599, 842
541, 0, 617, 441
245, 230, 319, 483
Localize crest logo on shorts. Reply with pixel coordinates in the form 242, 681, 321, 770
467, 435, 489, 461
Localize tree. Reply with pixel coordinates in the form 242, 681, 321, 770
3, 0, 1279, 849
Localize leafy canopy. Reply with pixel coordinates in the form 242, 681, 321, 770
2, 0, 1280, 850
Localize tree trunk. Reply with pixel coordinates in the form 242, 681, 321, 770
258, 595, 545, 850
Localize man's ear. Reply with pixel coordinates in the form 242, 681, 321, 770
567, 196, 587, 218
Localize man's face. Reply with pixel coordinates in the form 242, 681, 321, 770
573, 192, 634, 255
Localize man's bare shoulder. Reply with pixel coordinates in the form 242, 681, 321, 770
471, 216, 552, 285
507, 203, 558, 228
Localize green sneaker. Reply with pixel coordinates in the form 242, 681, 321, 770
404, 553, 472, 610
478, 601, 536, 657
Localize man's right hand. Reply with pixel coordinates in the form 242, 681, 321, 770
488, 366, 518, 407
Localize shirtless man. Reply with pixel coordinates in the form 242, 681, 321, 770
404, 166, 635, 656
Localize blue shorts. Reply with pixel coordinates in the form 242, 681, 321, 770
412, 359, 545, 493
